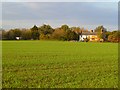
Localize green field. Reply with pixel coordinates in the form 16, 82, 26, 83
2, 41, 118, 88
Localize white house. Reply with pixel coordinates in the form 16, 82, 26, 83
79, 30, 99, 42
16, 37, 21, 40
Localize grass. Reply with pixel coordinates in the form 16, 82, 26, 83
2, 41, 118, 88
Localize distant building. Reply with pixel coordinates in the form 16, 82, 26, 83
79, 29, 105, 42
16, 37, 21, 40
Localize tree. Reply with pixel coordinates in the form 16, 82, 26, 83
65, 30, 79, 41
94, 25, 107, 41
105, 31, 112, 39
39, 24, 54, 35
108, 31, 120, 42
7, 30, 15, 40
52, 28, 66, 40
39, 24, 54, 40
21, 29, 32, 40
2, 30, 6, 40
2, 29, 22, 40
61, 25, 69, 31
31, 25, 40, 40
71, 27, 81, 34
52, 28, 79, 41
39, 33, 51, 40
13, 29, 22, 37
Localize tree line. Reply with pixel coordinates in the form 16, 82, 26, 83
1, 24, 120, 42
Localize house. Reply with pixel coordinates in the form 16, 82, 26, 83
79, 29, 105, 42
16, 37, 21, 40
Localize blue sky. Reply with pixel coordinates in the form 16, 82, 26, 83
1, 1, 119, 31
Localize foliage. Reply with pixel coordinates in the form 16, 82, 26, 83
21, 29, 32, 40
52, 28, 66, 40
31, 25, 40, 40
71, 27, 81, 34
13, 29, 22, 37
94, 25, 107, 40
39, 33, 51, 40
65, 30, 79, 41
2, 29, 22, 40
61, 24, 69, 31
105, 31, 112, 39
39, 24, 54, 35
94, 25, 106, 32
52, 28, 79, 41
1, 24, 119, 43
38, 24, 54, 40
108, 31, 120, 42
2, 30, 7, 40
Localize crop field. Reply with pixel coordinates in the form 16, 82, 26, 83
2, 41, 118, 88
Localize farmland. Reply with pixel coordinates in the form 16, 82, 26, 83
2, 41, 118, 88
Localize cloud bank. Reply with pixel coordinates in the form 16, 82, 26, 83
2, 2, 118, 31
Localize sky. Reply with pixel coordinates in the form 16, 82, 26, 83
1, 0, 119, 31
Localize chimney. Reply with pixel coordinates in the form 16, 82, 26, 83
90, 30, 93, 33
101, 28, 104, 33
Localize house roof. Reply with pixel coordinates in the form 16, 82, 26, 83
82, 32, 97, 35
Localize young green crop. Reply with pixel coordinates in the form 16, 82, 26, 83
2, 41, 118, 88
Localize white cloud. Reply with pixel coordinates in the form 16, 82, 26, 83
21, 3, 41, 10
2, 19, 117, 31
2, 2, 118, 31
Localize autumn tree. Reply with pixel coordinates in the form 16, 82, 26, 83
94, 25, 107, 41
7, 30, 15, 40
13, 29, 22, 37
2, 29, 22, 40
21, 29, 32, 40
52, 28, 66, 40
108, 31, 120, 42
2, 30, 6, 40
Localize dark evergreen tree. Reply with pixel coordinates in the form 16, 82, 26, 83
31, 25, 40, 40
